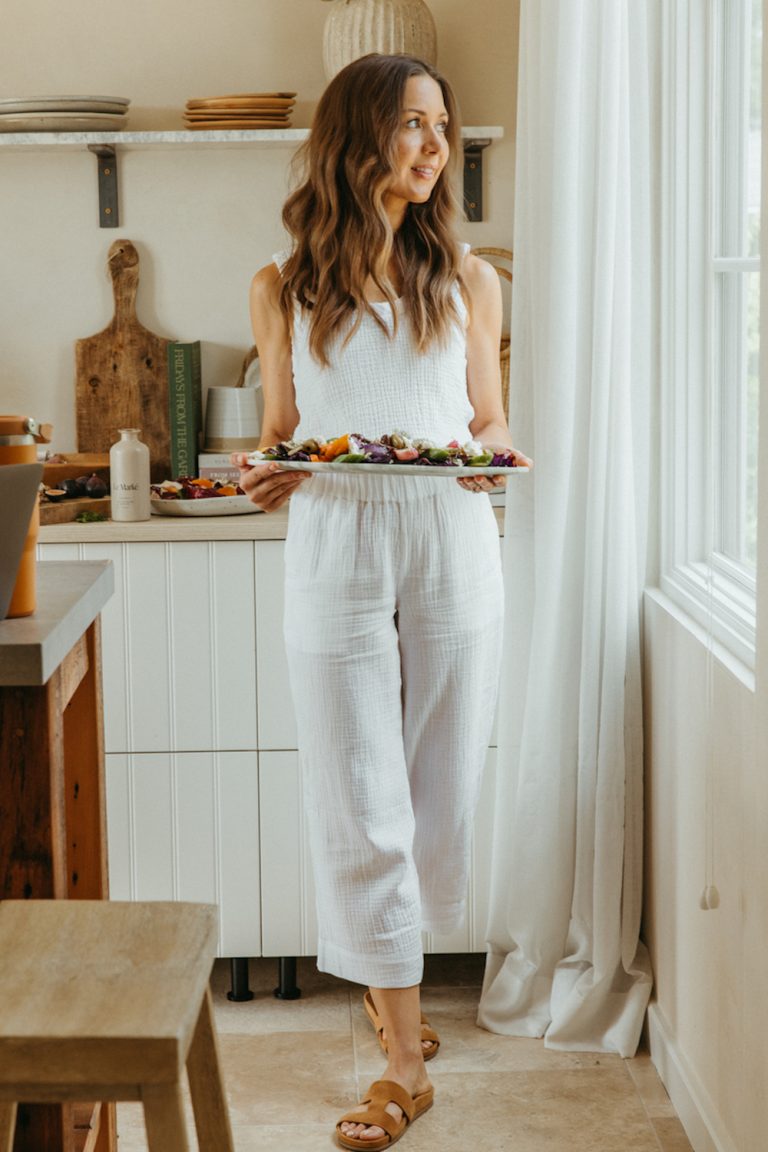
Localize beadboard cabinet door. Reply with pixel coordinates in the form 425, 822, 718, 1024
254, 540, 297, 749
106, 750, 260, 955
258, 751, 317, 956
259, 748, 498, 957
40, 540, 258, 753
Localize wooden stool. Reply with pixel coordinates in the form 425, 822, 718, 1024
0, 900, 235, 1152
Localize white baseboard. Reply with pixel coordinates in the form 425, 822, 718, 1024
646, 1004, 739, 1152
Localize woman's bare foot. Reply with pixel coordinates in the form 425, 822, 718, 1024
338, 1057, 432, 1143
341, 984, 431, 1142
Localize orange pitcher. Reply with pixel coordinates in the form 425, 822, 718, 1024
0, 416, 51, 617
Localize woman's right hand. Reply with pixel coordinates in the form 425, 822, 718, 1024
230, 454, 311, 512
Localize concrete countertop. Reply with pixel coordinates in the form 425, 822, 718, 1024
0, 560, 114, 686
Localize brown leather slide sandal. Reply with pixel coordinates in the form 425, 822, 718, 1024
363, 990, 440, 1061
336, 1079, 434, 1150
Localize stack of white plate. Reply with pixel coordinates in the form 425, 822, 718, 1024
0, 96, 130, 133
184, 92, 296, 130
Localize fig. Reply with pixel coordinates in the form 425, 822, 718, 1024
44, 488, 67, 503
74, 475, 90, 495
85, 474, 108, 498
61, 478, 81, 499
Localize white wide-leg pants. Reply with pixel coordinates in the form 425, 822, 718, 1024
283, 478, 504, 988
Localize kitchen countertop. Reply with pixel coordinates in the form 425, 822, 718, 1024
39, 508, 291, 543
38, 504, 505, 544
0, 560, 114, 685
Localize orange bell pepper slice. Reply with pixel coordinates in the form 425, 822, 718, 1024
321, 434, 349, 460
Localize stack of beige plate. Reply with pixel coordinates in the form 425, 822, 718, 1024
0, 95, 129, 132
184, 92, 296, 130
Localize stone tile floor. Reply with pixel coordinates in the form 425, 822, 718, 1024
116, 955, 693, 1151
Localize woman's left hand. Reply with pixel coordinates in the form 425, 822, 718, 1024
457, 441, 533, 493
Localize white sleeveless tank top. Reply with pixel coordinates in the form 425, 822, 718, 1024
274, 245, 475, 501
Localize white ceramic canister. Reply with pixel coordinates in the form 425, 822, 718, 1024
322, 0, 438, 81
110, 428, 151, 521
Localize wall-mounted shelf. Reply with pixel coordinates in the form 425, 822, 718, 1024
0, 126, 503, 225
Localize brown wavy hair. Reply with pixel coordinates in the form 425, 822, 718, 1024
279, 53, 466, 365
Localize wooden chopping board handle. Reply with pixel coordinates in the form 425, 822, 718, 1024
107, 239, 140, 328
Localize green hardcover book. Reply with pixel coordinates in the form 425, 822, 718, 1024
167, 341, 202, 478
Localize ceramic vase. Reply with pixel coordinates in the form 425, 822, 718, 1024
322, 0, 437, 80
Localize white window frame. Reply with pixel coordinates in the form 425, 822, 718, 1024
659, 0, 758, 670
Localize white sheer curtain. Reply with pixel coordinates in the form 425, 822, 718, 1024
478, 0, 654, 1056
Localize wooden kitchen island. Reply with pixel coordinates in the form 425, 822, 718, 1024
0, 560, 116, 1152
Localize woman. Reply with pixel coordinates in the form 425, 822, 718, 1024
234, 52, 530, 1150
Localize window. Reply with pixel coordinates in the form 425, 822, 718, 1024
660, 0, 761, 667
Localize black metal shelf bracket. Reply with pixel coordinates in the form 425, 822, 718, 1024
88, 144, 119, 228
463, 139, 492, 223
79, 134, 495, 227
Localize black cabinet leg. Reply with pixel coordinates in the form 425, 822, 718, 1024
274, 956, 301, 999
227, 957, 254, 1002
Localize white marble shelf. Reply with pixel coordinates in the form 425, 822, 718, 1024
0, 126, 503, 223
0, 125, 503, 150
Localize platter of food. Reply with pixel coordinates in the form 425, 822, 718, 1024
246, 432, 530, 476
150, 495, 259, 517
268, 461, 526, 477
150, 478, 261, 516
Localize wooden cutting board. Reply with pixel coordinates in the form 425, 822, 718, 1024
39, 496, 112, 525
76, 240, 171, 481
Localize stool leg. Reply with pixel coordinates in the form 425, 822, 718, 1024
187, 986, 235, 1152
142, 1085, 190, 1152
0, 1104, 16, 1152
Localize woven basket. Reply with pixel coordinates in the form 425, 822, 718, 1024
471, 246, 512, 416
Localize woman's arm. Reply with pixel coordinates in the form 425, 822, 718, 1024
231, 263, 311, 512
460, 254, 532, 490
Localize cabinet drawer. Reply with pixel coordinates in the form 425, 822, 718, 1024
106, 749, 260, 956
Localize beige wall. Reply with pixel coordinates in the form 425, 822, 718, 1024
0, 0, 519, 451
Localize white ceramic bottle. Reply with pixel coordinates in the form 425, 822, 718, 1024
110, 428, 151, 521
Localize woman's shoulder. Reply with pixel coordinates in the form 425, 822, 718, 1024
250, 261, 284, 310
460, 250, 502, 302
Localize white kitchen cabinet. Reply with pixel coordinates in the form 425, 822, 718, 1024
39, 530, 501, 961
39, 537, 261, 957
